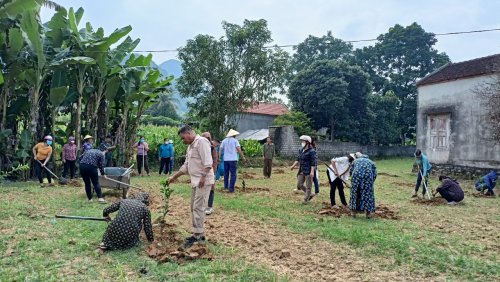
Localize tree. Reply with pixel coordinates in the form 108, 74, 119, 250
145, 92, 179, 120
177, 19, 289, 137
354, 23, 450, 143
368, 91, 400, 145
288, 31, 352, 80
272, 111, 315, 137
288, 60, 371, 142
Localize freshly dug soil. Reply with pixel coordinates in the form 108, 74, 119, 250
241, 171, 257, 179
317, 202, 399, 220
69, 179, 81, 187
232, 185, 270, 193
471, 193, 497, 198
273, 168, 285, 174
411, 197, 447, 205
145, 222, 214, 263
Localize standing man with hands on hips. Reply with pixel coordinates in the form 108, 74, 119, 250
169, 125, 215, 248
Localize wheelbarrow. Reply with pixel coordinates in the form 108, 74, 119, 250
99, 166, 134, 199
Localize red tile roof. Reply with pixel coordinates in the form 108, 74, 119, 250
417, 53, 500, 87
242, 103, 289, 116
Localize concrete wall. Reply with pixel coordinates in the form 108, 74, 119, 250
269, 125, 416, 160
232, 113, 277, 133
417, 75, 500, 169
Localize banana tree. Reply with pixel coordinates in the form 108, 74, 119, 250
114, 54, 173, 165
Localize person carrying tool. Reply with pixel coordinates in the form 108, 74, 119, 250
169, 125, 215, 248
433, 175, 464, 205
201, 132, 218, 215
99, 192, 154, 250
133, 136, 150, 176
413, 149, 432, 198
32, 135, 53, 187
79, 147, 107, 203
290, 135, 317, 204
328, 154, 356, 209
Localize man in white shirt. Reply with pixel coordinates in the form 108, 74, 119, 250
220, 129, 245, 193
328, 154, 355, 209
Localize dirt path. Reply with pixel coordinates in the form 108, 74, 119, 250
164, 195, 425, 282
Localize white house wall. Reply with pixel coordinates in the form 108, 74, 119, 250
417, 74, 500, 168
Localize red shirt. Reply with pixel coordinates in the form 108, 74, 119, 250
62, 143, 77, 161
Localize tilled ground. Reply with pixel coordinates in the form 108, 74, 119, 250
317, 202, 399, 220
155, 195, 416, 281
411, 197, 447, 206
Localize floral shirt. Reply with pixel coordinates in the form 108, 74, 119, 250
79, 149, 105, 175
62, 143, 77, 161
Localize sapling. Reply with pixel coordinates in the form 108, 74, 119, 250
159, 179, 174, 232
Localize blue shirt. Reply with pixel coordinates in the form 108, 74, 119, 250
159, 143, 173, 158
297, 148, 317, 175
416, 154, 432, 177
221, 137, 240, 162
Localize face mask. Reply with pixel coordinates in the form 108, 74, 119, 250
301, 142, 306, 148
164, 142, 168, 144
47, 140, 53, 145
70, 140, 75, 144
140, 139, 145, 142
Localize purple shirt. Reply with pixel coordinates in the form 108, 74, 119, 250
133, 142, 149, 156
62, 143, 77, 161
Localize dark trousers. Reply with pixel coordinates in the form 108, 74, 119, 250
224, 161, 238, 192
208, 189, 215, 208
314, 171, 319, 194
80, 163, 103, 200
62, 160, 76, 179
330, 178, 347, 206
263, 159, 273, 178
415, 169, 429, 194
34, 159, 52, 184
159, 157, 171, 175
137, 154, 149, 175
104, 157, 113, 168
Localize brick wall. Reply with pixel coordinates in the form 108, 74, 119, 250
269, 125, 416, 160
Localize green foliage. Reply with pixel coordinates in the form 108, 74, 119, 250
141, 115, 180, 127
177, 19, 289, 137
354, 23, 450, 142
136, 125, 186, 160
288, 31, 353, 81
288, 60, 372, 142
273, 111, 315, 137
159, 179, 174, 230
144, 92, 180, 120
239, 140, 262, 157
0, 163, 30, 182
368, 91, 400, 145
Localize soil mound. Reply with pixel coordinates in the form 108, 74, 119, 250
145, 222, 214, 263
317, 202, 399, 220
273, 168, 285, 174
241, 172, 257, 179
233, 185, 270, 193
379, 172, 400, 178
411, 197, 447, 205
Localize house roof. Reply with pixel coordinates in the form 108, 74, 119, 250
416, 53, 500, 87
236, 129, 269, 141
242, 103, 289, 116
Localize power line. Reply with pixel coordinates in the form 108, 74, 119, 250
80, 27, 500, 53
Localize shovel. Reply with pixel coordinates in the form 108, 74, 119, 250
37, 160, 68, 185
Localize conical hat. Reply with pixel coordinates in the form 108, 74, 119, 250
226, 129, 240, 137
83, 135, 93, 140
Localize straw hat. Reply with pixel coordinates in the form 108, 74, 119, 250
226, 129, 240, 137
83, 135, 93, 140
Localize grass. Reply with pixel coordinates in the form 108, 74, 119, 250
0, 157, 498, 281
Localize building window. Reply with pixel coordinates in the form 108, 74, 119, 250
428, 114, 450, 150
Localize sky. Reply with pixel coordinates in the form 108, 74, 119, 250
41, 0, 500, 65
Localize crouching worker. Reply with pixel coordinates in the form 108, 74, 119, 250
475, 171, 497, 196
99, 192, 154, 250
433, 176, 464, 205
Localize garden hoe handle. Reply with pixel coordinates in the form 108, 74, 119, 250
103, 176, 144, 191
55, 215, 108, 222
323, 162, 351, 188
418, 167, 432, 200
36, 160, 60, 180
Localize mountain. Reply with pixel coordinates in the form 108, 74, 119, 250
157, 59, 190, 116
